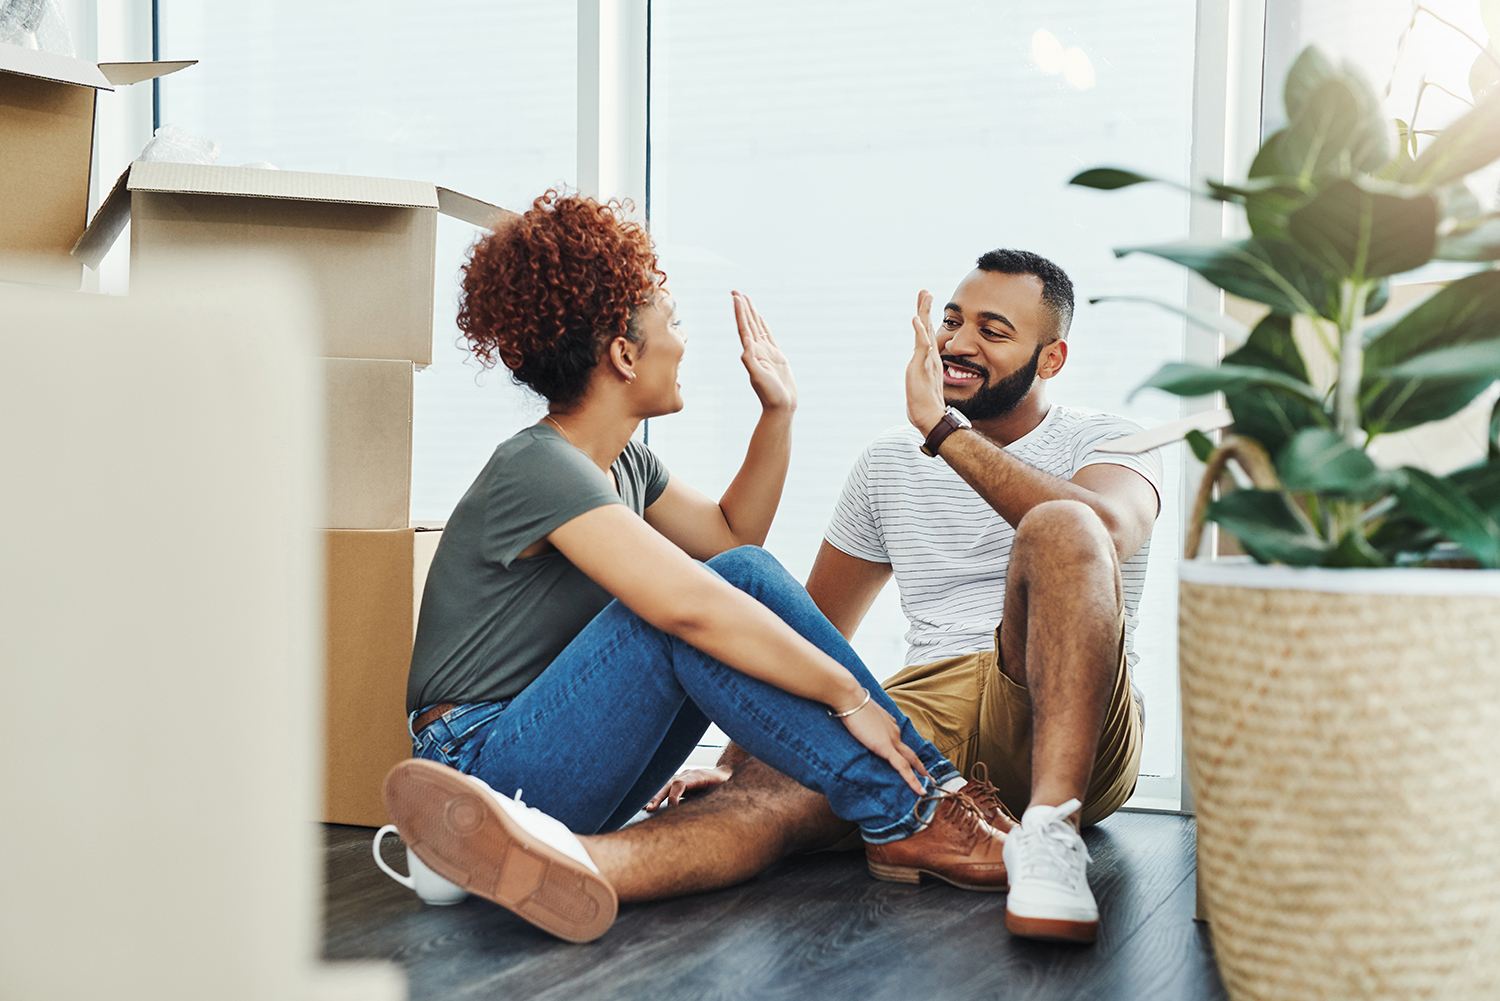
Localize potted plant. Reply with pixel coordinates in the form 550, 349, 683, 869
1071, 45, 1500, 1001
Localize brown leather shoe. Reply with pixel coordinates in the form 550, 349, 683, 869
961, 762, 1020, 836
865, 789, 1009, 891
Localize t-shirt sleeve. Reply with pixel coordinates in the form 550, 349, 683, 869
624, 439, 671, 508
482, 436, 624, 569
1071, 416, 1164, 509
824, 445, 888, 563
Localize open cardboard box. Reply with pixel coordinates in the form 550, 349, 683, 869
74, 161, 518, 366
323, 358, 412, 531
324, 525, 444, 827
0, 43, 194, 288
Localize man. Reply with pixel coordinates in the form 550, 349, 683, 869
386, 249, 1161, 945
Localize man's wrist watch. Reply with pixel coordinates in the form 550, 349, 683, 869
920, 406, 973, 457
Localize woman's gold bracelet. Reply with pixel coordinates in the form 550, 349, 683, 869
827, 687, 871, 719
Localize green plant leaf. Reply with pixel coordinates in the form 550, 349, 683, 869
1276, 427, 1395, 496
1185, 428, 1216, 463
1364, 270, 1500, 369
1221, 313, 1331, 456
1449, 458, 1500, 517
1283, 46, 1343, 122
1206, 489, 1330, 565
1435, 215, 1500, 261
1132, 361, 1324, 406
1325, 528, 1390, 567
1069, 168, 1174, 191
1286, 178, 1438, 280
1087, 295, 1251, 342
1282, 73, 1390, 182
1393, 466, 1500, 567
1246, 132, 1304, 239
1226, 312, 1309, 380
1115, 238, 1330, 317
1439, 181, 1484, 222
1492, 394, 1500, 461
1380, 338, 1500, 379
1399, 88, 1500, 189
1363, 375, 1498, 435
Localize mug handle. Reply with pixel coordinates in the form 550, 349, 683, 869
372, 824, 415, 889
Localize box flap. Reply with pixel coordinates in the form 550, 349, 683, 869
0, 41, 112, 90
71, 165, 134, 270
97, 59, 197, 86
127, 160, 442, 209
436, 187, 518, 230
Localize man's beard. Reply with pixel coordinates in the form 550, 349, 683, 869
944, 342, 1043, 422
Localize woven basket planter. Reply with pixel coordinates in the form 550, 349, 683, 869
1179, 561, 1500, 1001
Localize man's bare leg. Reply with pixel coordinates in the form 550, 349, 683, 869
578, 757, 854, 902
997, 499, 1123, 825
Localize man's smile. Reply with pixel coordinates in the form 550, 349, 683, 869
942, 356, 987, 388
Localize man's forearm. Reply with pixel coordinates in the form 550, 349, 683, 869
717, 406, 794, 546
937, 428, 1130, 556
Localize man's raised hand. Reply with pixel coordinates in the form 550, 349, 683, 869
734, 291, 797, 412
905, 289, 946, 436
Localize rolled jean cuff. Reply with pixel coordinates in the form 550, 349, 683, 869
929, 760, 961, 787
859, 776, 944, 845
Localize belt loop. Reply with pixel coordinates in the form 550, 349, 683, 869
407, 708, 421, 742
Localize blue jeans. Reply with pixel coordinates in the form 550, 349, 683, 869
410, 546, 958, 841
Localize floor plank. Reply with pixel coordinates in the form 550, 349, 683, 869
323, 812, 1227, 1000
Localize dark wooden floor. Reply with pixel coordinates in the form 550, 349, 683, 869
323, 812, 1227, 1001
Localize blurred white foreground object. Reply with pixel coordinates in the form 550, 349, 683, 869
1095, 409, 1234, 455
0, 260, 404, 1001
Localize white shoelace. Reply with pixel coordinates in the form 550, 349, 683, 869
1012, 799, 1093, 887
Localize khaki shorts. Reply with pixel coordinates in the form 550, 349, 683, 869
827, 615, 1142, 850
887, 616, 1142, 828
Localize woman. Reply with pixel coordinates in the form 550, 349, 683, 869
384, 190, 1005, 942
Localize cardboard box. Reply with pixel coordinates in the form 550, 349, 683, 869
74, 161, 517, 365
323, 358, 412, 530
0, 45, 193, 288
324, 526, 443, 827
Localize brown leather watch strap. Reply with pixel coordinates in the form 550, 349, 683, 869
921, 410, 970, 457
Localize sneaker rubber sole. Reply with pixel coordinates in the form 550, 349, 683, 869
382, 759, 617, 943
1004, 910, 1098, 944
867, 858, 1008, 892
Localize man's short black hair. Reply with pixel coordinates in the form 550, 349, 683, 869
975, 249, 1075, 342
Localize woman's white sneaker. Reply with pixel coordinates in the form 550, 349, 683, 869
1000, 798, 1098, 943
383, 759, 618, 943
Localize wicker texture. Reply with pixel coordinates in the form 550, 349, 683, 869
1180, 579, 1500, 1001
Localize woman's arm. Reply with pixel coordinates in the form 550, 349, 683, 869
550, 503, 927, 793
645, 292, 796, 560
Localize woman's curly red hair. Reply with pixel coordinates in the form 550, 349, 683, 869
457, 189, 666, 406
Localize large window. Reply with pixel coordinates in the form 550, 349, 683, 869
647, 0, 1198, 794
157, 0, 576, 520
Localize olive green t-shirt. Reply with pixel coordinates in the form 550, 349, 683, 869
406, 425, 670, 712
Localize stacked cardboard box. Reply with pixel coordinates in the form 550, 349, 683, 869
76, 161, 516, 826
0, 43, 194, 287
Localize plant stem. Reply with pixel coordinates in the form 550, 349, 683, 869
1334, 279, 1370, 447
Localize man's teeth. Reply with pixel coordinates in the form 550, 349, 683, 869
945, 366, 980, 380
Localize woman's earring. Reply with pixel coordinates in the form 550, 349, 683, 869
626, 373, 636, 384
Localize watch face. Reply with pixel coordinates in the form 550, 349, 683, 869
947, 407, 972, 429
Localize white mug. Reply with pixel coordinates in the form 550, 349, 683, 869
372, 824, 470, 905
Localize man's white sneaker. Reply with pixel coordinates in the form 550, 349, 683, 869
1001, 798, 1098, 943
383, 759, 617, 943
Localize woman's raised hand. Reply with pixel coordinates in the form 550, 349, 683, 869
840, 701, 930, 796
733, 291, 797, 412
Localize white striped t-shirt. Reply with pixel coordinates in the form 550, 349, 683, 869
825, 405, 1163, 672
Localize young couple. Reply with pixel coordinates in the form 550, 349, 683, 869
384, 190, 1161, 946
